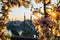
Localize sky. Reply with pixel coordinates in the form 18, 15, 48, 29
9, 0, 43, 21
0, 0, 57, 21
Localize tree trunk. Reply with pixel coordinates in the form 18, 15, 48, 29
44, 0, 49, 17
44, 0, 47, 17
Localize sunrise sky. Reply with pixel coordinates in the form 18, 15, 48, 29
0, 0, 57, 21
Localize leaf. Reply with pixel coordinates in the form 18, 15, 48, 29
0, 12, 2, 13
23, 1, 29, 8
46, 7, 51, 9
30, 8, 32, 11
0, 26, 2, 31
58, 0, 60, 4
45, 0, 50, 4
35, 0, 41, 4
0, 3, 3, 6
40, 7, 42, 8
41, 0, 50, 4
4, 24, 7, 26
40, 12, 45, 15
